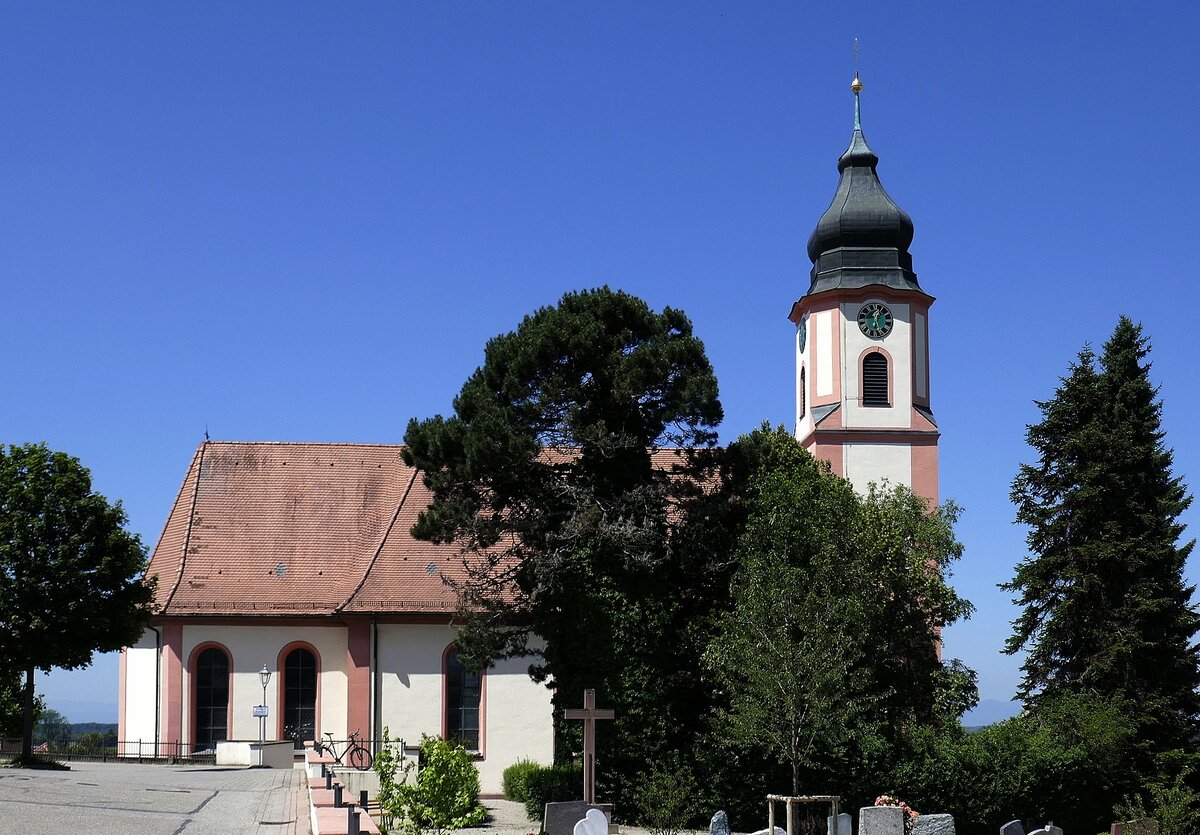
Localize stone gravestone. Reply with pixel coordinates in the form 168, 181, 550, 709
1027, 825, 1063, 835
575, 808, 609, 835
544, 802, 612, 835
827, 811, 853, 835
860, 805, 905, 835
912, 813, 955, 835
710, 810, 732, 835
1000, 821, 1025, 835
1112, 822, 1159, 835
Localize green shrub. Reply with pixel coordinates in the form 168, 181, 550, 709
523, 762, 583, 821
631, 755, 700, 835
502, 758, 543, 803
1117, 750, 1200, 835
374, 730, 487, 835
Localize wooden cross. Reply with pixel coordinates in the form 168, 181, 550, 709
564, 689, 614, 804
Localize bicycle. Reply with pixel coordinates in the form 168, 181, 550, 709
316, 730, 373, 770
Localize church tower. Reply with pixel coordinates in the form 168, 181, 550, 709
789, 75, 939, 503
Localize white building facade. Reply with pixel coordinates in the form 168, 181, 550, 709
119, 441, 553, 794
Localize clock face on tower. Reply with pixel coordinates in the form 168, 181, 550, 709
857, 302, 893, 339
798, 314, 808, 352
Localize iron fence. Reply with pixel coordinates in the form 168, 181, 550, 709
0, 737, 217, 764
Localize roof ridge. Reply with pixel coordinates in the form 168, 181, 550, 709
335, 466, 420, 613
162, 441, 208, 611
199, 440, 407, 449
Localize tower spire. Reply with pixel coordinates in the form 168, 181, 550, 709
852, 39, 863, 130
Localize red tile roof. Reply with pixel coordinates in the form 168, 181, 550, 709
147, 441, 462, 616
146, 442, 703, 618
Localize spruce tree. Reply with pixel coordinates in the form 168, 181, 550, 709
1006, 317, 1200, 752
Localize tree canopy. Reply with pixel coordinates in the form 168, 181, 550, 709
1006, 316, 1200, 754
705, 427, 975, 795
0, 443, 155, 760
403, 287, 724, 801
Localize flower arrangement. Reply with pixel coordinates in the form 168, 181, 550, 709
874, 795, 919, 834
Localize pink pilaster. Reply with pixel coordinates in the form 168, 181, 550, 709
162, 622, 183, 747
346, 620, 371, 739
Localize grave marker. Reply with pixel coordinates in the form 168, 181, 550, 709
859, 805, 904, 835
564, 689, 614, 804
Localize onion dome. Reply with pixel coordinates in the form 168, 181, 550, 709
805, 75, 921, 295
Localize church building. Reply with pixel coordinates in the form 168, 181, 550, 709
118, 76, 936, 792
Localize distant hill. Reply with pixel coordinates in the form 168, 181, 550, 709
962, 698, 1022, 728
71, 723, 117, 736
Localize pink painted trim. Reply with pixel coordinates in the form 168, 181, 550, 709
802, 285, 936, 307
812, 441, 844, 477
911, 442, 939, 507
346, 621, 371, 739
809, 429, 939, 445
276, 641, 322, 741
162, 623, 183, 746
149, 614, 449, 627
187, 641, 234, 748
441, 643, 487, 758
118, 648, 128, 744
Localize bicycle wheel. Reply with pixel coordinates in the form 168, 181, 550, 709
349, 744, 372, 771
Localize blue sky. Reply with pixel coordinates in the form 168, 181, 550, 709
4, 2, 1199, 725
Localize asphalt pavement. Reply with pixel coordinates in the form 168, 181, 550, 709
0, 759, 310, 835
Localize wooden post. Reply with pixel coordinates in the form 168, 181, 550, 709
563, 689, 615, 804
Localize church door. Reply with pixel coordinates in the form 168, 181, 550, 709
194, 647, 229, 753
283, 647, 317, 747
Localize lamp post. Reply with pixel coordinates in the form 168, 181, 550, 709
259, 664, 271, 745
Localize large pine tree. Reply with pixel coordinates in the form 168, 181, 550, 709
1006, 317, 1200, 751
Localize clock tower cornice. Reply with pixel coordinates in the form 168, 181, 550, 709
789, 283, 935, 324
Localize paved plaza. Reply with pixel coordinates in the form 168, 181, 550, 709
0, 760, 311, 835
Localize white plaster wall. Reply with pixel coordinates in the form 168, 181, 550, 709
842, 300, 911, 428
376, 623, 448, 745
181, 624, 348, 742
123, 630, 159, 747
479, 653, 554, 794
845, 443, 912, 494
376, 624, 554, 795
815, 310, 834, 397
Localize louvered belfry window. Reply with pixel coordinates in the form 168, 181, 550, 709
863, 352, 889, 406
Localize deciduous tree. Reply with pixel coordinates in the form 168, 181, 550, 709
0, 444, 155, 761
705, 428, 974, 795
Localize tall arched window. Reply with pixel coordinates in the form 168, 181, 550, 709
193, 647, 230, 752
445, 647, 482, 751
283, 647, 317, 748
799, 367, 806, 418
862, 352, 890, 406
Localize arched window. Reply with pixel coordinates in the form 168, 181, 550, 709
862, 352, 890, 407
193, 647, 230, 752
445, 647, 482, 752
799, 367, 806, 418
283, 647, 317, 748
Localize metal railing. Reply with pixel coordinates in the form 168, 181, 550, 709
0, 737, 218, 763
